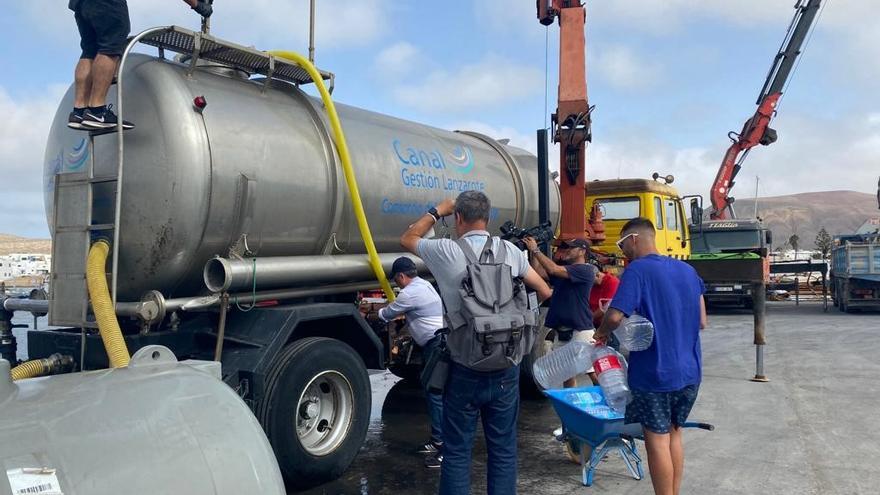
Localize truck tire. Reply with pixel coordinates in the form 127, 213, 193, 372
840, 281, 852, 313
256, 337, 371, 490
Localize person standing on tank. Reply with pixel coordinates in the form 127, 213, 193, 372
67, 0, 213, 130
593, 218, 708, 495
400, 191, 552, 494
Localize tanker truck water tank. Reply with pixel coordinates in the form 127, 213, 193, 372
0, 346, 285, 495
43, 53, 560, 301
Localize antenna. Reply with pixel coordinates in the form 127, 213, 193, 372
754, 175, 760, 218
309, 0, 316, 62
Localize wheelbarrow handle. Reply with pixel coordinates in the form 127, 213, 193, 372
681, 421, 715, 431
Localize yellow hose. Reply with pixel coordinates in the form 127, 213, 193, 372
268, 50, 396, 302
86, 240, 130, 368
10, 359, 44, 381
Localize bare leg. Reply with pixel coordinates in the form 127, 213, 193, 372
87, 54, 119, 108
74, 59, 93, 108
643, 429, 674, 495
670, 426, 685, 495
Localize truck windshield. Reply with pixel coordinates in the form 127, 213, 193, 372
595, 197, 640, 221
691, 229, 763, 253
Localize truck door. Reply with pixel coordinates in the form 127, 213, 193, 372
650, 195, 669, 254
663, 198, 684, 258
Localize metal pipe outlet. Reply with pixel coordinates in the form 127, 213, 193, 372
204, 253, 427, 293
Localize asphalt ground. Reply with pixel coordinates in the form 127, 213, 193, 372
301, 301, 880, 495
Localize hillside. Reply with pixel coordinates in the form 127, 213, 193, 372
0, 234, 52, 255
732, 190, 878, 249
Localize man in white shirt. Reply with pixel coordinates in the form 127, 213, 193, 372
378, 257, 446, 466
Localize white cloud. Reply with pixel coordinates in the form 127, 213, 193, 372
586, 109, 880, 201
449, 107, 880, 209
0, 85, 67, 238
16, 0, 390, 52
375, 42, 421, 79
474, 0, 546, 38
392, 55, 543, 113
591, 44, 663, 91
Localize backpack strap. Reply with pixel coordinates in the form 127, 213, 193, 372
493, 237, 508, 265
454, 235, 494, 264
477, 235, 495, 263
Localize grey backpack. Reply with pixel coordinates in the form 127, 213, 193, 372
444, 236, 537, 372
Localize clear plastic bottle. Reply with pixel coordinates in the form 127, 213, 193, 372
618, 314, 654, 352
591, 345, 631, 412
532, 341, 593, 390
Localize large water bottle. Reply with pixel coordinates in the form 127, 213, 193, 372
532, 341, 593, 390
592, 345, 631, 412
618, 314, 654, 352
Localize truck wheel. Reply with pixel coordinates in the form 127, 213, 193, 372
840, 282, 852, 313
520, 322, 554, 398
256, 337, 370, 490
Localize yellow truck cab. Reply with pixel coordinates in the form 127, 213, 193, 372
585, 178, 691, 259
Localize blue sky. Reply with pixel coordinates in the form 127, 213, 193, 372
1, 0, 877, 238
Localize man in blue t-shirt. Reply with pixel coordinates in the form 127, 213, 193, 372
594, 217, 707, 495
525, 236, 597, 387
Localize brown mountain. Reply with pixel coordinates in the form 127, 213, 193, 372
0, 234, 52, 255
733, 191, 879, 249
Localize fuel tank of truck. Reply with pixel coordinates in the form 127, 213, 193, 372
43, 54, 559, 300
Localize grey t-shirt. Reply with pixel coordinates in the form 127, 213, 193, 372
417, 230, 529, 317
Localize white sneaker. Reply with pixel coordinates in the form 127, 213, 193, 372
552, 426, 563, 439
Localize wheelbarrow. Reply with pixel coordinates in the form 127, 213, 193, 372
545, 386, 713, 487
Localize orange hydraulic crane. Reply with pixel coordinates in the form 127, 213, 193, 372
709, 0, 821, 220
538, 0, 604, 243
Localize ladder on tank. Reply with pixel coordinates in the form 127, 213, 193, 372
49, 25, 334, 330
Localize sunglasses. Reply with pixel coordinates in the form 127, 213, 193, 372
616, 232, 639, 250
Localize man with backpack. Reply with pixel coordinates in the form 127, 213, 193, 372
401, 190, 552, 495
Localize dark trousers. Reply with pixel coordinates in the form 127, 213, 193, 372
439, 363, 519, 495
422, 336, 444, 445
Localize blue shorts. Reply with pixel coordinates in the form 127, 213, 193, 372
624, 384, 699, 434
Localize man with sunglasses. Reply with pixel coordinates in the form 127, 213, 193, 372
378, 257, 446, 467
594, 218, 707, 495
524, 236, 598, 387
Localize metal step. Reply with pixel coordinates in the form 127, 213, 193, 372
138, 26, 332, 86
49, 172, 100, 328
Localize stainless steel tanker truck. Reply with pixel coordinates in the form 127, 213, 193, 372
0, 27, 559, 489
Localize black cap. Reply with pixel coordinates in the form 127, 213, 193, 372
390, 257, 417, 277
560, 238, 590, 249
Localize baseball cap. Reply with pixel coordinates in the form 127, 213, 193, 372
390, 257, 417, 277
559, 238, 590, 249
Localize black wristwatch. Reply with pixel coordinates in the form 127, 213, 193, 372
427, 207, 441, 222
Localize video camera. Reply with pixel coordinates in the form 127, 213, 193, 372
499, 220, 555, 251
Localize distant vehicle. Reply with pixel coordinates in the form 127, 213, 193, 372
831, 233, 880, 313
687, 219, 772, 308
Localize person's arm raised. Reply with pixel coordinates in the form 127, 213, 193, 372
400, 198, 455, 255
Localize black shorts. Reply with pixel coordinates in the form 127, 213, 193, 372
74, 0, 131, 59
624, 384, 699, 434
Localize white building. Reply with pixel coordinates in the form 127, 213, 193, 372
0, 253, 52, 281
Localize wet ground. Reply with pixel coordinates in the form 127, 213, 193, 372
301, 302, 880, 494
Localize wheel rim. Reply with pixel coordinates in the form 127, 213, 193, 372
296, 370, 354, 456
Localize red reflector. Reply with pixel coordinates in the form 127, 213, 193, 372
193, 95, 207, 110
